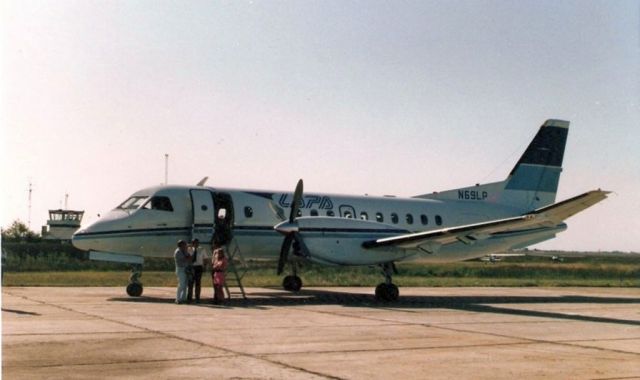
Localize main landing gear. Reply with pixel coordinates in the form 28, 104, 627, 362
375, 262, 399, 302
126, 264, 143, 297
283, 275, 302, 292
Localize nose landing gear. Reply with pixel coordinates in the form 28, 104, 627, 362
282, 260, 303, 292
126, 264, 143, 297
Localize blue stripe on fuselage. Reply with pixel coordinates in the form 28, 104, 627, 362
73, 227, 191, 239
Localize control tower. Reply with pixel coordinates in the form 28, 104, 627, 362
43, 209, 84, 241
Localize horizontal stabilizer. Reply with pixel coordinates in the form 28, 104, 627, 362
530, 189, 610, 224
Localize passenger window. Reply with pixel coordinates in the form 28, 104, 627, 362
435, 215, 443, 226
391, 213, 399, 224
244, 206, 253, 218
143, 196, 173, 212
310, 209, 318, 216
376, 212, 384, 223
360, 212, 368, 220
421, 214, 428, 225
406, 214, 413, 225
327, 210, 335, 217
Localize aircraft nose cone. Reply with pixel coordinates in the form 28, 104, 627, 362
274, 221, 298, 235
71, 230, 91, 251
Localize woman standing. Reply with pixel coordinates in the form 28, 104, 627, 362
212, 247, 228, 303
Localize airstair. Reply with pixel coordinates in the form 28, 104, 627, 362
223, 237, 248, 300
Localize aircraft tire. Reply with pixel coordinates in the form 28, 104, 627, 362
375, 283, 399, 302
387, 284, 399, 301
126, 282, 143, 297
283, 275, 302, 292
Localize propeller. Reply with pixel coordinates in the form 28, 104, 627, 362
275, 179, 305, 275
268, 201, 286, 222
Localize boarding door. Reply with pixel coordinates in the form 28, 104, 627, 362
190, 189, 215, 243
213, 192, 234, 246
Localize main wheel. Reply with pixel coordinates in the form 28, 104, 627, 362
387, 283, 399, 301
375, 283, 399, 302
126, 282, 143, 297
283, 275, 302, 292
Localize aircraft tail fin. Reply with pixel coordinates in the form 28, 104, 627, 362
504, 119, 568, 197
415, 119, 570, 211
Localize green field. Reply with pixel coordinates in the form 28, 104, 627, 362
3, 260, 639, 288
2, 241, 639, 288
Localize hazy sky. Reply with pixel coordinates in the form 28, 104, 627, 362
2, 1, 638, 251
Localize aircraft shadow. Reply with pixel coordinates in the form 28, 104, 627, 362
108, 288, 640, 327
1, 308, 41, 316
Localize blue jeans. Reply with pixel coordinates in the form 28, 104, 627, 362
176, 267, 188, 302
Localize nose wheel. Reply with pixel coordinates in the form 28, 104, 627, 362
126, 282, 143, 297
126, 264, 144, 297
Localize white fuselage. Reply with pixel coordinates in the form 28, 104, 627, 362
72, 184, 564, 266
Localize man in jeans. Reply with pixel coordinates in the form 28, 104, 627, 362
174, 240, 191, 304
187, 238, 210, 303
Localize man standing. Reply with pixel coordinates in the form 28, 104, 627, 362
174, 240, 191, 304
187, 238, 210, 303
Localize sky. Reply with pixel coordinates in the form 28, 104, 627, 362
1, 0, 638, 251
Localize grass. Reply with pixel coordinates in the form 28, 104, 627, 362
3, 260, 639, 288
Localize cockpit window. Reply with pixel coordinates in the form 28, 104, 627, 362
117, 196, 148, 210
142, 196, 174, 212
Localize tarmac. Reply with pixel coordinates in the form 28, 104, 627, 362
2, 286, 639, 379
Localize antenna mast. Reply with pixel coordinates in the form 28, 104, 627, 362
164, 154, 169, 185
28, 182, 33, 228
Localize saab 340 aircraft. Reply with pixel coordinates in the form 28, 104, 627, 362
72, 119, 609, 301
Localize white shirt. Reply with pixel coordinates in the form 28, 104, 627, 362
188, 245, 211, 267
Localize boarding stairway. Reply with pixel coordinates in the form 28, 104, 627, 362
223, 237, 248, 300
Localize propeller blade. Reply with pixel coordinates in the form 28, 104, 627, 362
277, 234, 294, 275
289, 179, 304, 223
268, 201, 286, 221
277, 179, 305, 275
292, 232, 310, 258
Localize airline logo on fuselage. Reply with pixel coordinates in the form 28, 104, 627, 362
458, 190, 488, 201
279, 194, 334, 209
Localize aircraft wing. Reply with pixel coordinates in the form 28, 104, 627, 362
362, 189, 609, 251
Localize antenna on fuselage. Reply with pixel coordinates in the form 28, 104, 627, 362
197, 177, 209, 186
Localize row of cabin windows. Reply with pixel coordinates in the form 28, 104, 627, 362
243, 206, 442, 226
135, 199, 443, 227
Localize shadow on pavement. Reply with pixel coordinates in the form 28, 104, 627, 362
108, 287, 640, 326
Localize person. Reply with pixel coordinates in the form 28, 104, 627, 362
173, 240, 192, 304
187, 238, 210, 303
211, 246, 228, 303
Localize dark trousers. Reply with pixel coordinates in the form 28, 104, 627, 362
187, 265, 203, 301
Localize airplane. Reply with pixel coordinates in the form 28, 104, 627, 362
72, 119, 609, 301
479, 253, 525, 263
